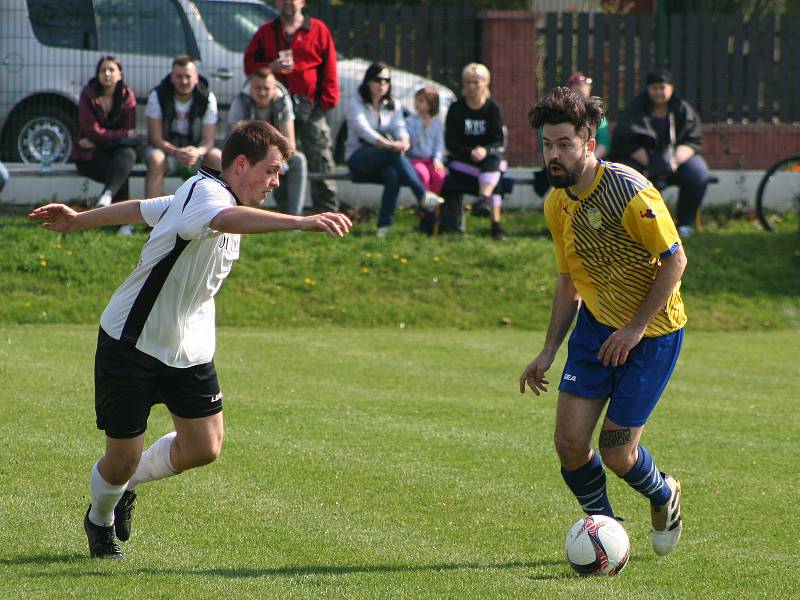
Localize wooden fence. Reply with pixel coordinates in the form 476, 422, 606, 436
306, 5, 480, 95
540, 12, 800, 123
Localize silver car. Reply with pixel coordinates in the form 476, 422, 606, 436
0, 0, 455, 164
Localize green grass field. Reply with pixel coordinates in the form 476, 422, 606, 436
1, 326, 798, 599
2, 207, 798, 597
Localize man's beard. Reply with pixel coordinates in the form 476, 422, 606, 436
546, 158, 583, 189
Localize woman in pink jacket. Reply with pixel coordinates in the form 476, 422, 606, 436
69, 56, 139, 233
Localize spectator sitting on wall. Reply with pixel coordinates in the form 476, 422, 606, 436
69, 56, 139, 235
144, 55, 222, 199
445, 62, 507, 241
244, 0, 339, 213
228, 68, 308, 215
344, 62, 444, 238
609, 69, 711, 238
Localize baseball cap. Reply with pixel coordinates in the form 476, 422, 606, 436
646, 69, 673, 85
566, 72, 592, 86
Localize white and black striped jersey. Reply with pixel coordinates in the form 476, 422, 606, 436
100, 167, 241, 368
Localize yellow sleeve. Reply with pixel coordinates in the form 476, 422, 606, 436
544, 190, 570, 273
622, 188, 681, 258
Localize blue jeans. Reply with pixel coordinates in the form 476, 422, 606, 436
666, 154, 711, 228
347, 147, 426, 227
625, 154, 711, 228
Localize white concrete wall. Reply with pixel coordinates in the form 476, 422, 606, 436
0, 167, 767, 210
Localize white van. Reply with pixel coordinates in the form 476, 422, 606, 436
0, 0, 455, 164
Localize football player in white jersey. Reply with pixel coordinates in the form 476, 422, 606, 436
29, 120, 351, 559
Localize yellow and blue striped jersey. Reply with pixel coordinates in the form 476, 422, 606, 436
544, 161, 687, 336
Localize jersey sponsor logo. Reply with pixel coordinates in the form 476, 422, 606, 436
563, 373, 577, 381
639, 208, 662, 219
218, 234, 240, 259
587, 207, 602, 230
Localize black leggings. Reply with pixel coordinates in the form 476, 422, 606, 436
75, 146, 137, 203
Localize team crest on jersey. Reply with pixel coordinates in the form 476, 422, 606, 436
586, 207, 603, 230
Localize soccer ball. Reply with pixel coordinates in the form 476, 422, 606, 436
564, 515, 630, 576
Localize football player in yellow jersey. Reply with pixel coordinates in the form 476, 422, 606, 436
520, 87, 686, 557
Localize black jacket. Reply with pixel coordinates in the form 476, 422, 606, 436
609, 91, 703, 164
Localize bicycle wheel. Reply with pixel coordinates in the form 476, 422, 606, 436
755, 155, 800, 233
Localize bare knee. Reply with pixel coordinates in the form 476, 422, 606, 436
99, 451, 140, 485
598, 445, 637, 476
173, 430, 223, 470
554, 431, 592, 470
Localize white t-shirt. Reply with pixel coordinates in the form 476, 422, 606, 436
145, 89, 219, 137
99, 168, 240, 368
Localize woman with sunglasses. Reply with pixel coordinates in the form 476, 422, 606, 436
345, 62, 444, 237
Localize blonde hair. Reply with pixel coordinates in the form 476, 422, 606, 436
462, 63, 491, 86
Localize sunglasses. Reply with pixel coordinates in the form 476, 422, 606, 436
372, 77, 391, 84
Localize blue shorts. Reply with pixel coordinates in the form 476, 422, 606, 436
559, 306, 683, 427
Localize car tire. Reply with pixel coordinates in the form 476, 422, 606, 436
8, 102, 77, 165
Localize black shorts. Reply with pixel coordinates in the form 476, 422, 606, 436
94, 328, 223, 439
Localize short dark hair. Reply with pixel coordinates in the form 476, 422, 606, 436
221, 120, 293, 169
172, 54, 196, 69
415, 86, 439, 116
528, 86, 605, 140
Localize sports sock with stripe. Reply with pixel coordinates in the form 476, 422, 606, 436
560, 451, 615, 517
621, 444, 671, 505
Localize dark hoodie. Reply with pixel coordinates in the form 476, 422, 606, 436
609, 90, 703, 174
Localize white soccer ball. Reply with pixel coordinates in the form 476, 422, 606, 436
564, 514, 630, 576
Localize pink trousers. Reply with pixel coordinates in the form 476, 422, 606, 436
411, 158, 445, 194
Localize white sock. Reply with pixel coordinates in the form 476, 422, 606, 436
95, 190, 113, 208
88, 461, 127, 527
127, 432, 180, 490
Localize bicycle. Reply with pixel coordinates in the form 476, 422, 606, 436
754, 155, 800, 233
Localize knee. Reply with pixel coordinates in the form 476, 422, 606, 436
553, 431, 589, 465
101, 452, 140, 484
189, 432, 224, 468
598, 445, 636, 477
146, 150, 166, 173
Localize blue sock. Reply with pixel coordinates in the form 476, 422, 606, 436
561, 452, 615, 517
622, 445, 671, 505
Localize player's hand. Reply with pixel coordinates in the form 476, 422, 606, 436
300, 212, 352, 237
519, 351, 555, 396
597, 324, 645, 367
28, 203, 81, 232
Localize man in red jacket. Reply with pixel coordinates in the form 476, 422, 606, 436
244, 0, 339, 212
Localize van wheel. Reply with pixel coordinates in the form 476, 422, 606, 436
10, 103, 76, 165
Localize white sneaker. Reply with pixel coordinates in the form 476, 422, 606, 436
117, 224, 134, 236
376, 226, 390, 238
95, 192, 112, 208
651, 474, 682, 556
421, 191, 444, 210
677, 225, 694, 238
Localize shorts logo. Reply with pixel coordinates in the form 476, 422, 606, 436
563, 373, 577, 382
210, 392, 223, 403
586, 207, 602, 230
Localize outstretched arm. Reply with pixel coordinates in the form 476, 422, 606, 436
28, 201, 146, 233
210, 207, 352, 237
519, 273, 581, 395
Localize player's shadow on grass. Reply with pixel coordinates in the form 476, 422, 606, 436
13, 555, 568, 580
